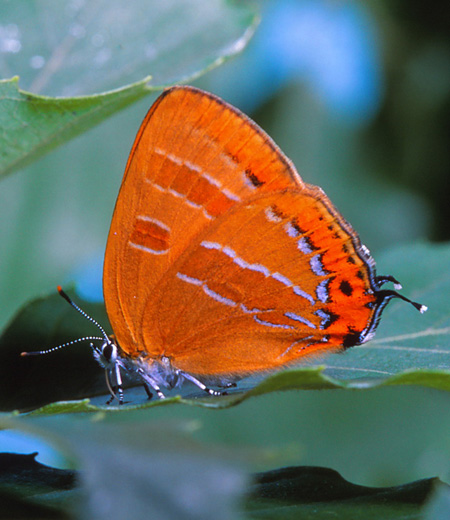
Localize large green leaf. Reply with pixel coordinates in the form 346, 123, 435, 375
0, 0, 258, 178
0, 242, 448, 413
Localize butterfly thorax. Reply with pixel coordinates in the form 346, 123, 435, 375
114, 348, 180, 389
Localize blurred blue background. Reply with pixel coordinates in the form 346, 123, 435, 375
208, 0, 384, 124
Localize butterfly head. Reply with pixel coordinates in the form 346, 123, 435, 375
91, 335, 119, 370
20, 287, 128, 403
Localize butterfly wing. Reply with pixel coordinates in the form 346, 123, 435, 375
147, 187, 378, 377
103, 86, 307, 358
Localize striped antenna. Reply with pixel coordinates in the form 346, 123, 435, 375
21, 286, 110, 357
21, 336, 104, 357
56, 286, 110, 341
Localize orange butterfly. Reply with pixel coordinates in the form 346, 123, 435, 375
24, 86, 426, 403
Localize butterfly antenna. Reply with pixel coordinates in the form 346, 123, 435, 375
56, 285, 110, 341
375, 276, 428, 314
21, 286, 109, 357
393, 291, 427, 314
21, 336, 105, 357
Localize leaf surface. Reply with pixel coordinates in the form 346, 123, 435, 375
0, 0, 258, 177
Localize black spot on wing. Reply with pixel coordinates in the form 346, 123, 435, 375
245, 168, 265, 187
342, 328, 362, 348
339, 280, 353, 296
290, 218, 305, 236
270, 204, 288, 220
323, 310, 339, 329
356, 270, 365, 280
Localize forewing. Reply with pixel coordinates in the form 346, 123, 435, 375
103, 86, 304, 356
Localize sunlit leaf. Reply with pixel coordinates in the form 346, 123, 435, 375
0, 0, 258, 178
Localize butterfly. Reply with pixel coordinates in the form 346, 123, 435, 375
24, 86, 426, 403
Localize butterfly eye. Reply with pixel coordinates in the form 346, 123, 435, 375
101, 342, 117, 363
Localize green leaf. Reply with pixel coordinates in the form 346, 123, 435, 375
0, 0, 258, 178
0, 451, 77, 518
0, 451, 75, 491
0, 76, 153, 178
0, 489, 70, 520
1, 242, 448, 414
247, 466, 446, 520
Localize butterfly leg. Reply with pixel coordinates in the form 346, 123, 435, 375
114, 364, 125, 404
137, 368, 166, 399
143, 384, 153, 400
105, 389, 120, 406
176, 370, 224, 397
104, 364, 124, 405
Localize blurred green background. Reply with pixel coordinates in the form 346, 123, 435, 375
0, 0, 449, 501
